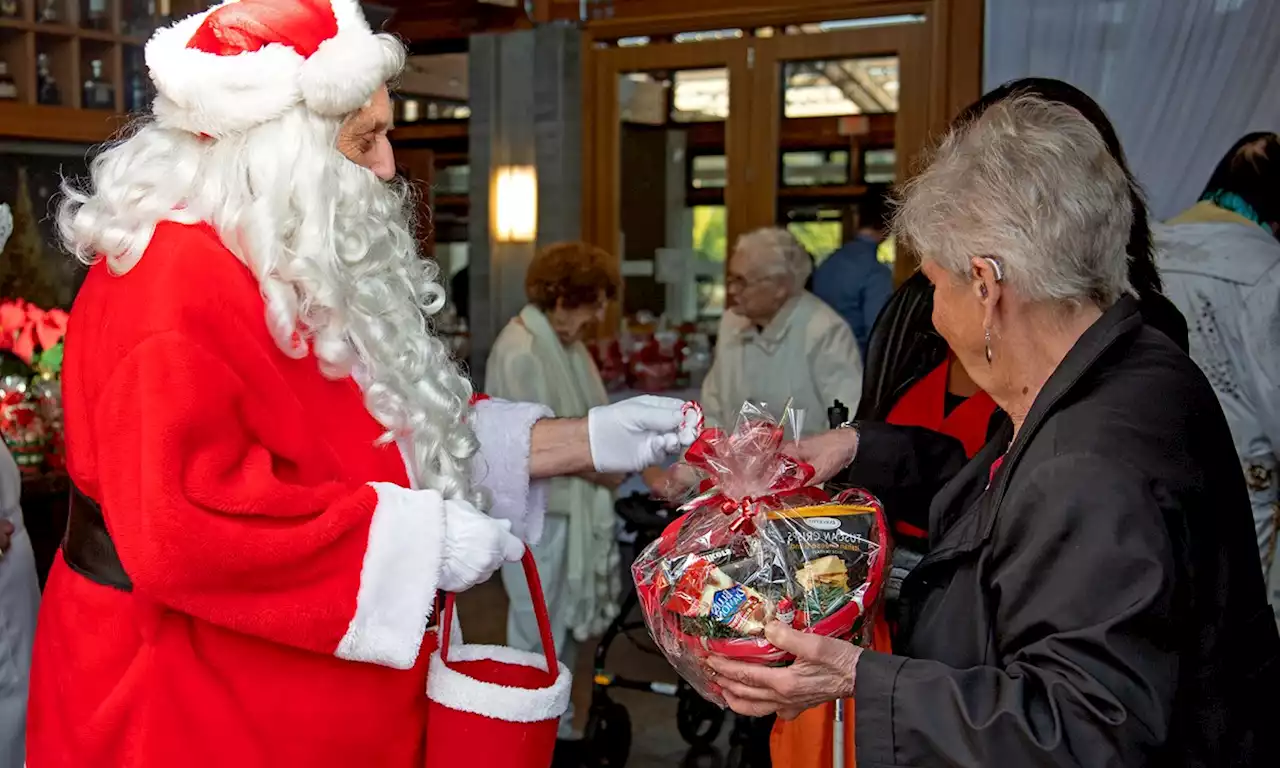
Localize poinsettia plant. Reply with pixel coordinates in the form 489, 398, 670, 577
0, 298, 68, 470
0, 298, 68, 378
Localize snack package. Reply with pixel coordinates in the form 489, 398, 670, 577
632, 401, 890, 706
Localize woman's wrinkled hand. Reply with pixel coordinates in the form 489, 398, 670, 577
641, 463, 699, 502
705, 621, 862, 720
782, 427, 859, 486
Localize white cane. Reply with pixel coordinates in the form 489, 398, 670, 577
833, 699, 846, 768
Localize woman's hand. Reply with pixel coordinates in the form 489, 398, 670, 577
705, 621, 862, 720
784, 427, 860, 486
0, 518, 12, 556
641, 463, 699, 502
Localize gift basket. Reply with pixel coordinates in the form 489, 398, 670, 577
632, 401, 890, 706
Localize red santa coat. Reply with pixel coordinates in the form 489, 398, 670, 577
26, 221, 549, 768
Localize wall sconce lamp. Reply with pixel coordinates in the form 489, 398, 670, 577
493, 166, 537, 243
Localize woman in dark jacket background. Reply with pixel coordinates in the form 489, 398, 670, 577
707, 91, 1280, 767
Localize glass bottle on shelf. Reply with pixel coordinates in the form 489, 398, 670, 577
83, 0, 109, 30
0, 61, 18, 101
0, 0, 19, 19
83, 59, 114, 110
36, 53, 61, 106
125, 65, 148, 113
38, 0, 60, 23
125, 0, 157, 36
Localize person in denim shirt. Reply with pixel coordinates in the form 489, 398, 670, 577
813, 187, 896, 359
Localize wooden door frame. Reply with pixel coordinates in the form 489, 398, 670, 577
747, 21, 938, 232
581, 38, 754, 259
581, 0, 983, 282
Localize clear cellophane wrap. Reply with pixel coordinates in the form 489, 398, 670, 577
632, 401, 891, 706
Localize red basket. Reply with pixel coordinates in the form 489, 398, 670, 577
425, 550, 570, 768
636, 493, 891, 666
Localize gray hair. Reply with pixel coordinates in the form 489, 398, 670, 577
734, 227, 813, 292
893, 94, 1133, 306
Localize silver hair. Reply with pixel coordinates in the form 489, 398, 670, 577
734, 227, 813, 292
57, 35, 484, 507
894, 93, 1133, 307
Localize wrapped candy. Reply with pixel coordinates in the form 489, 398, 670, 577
632, 401, 891, 706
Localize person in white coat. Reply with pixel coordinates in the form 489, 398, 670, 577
701, 227, 864, 436
0, 441, 40, 768
484, 242, 632, 750
1157, 132, 1280, 624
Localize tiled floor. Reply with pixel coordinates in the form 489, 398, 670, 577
457, 575, 741, 768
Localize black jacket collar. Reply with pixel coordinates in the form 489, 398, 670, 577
924, 296, 1145, 561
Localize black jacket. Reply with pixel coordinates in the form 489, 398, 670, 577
848, 296, 1280, 767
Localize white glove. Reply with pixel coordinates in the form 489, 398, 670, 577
439, 498, 526, 593
586, 395, 701, 473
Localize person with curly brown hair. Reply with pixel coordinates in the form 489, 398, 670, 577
484, 241, 626, 746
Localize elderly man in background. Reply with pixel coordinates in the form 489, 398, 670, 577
699, 227, 863, 436
1157, 132, 1280, 625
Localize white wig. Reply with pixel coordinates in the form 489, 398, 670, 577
894, 94, 1133, 307
57, 35, 482, 506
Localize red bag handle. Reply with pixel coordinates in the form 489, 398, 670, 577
438, 548, 559, 681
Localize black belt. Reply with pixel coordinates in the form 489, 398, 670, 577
63, 486, 133, 592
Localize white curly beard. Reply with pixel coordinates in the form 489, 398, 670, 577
56, 104, 481, 506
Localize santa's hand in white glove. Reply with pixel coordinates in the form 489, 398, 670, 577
586, 396, 702, 473
439, 498, 525, 593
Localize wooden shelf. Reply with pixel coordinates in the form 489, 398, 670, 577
389, 120, 469, 142
0, 0, 207, 142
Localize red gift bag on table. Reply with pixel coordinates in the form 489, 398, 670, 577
425, 549, 571, 768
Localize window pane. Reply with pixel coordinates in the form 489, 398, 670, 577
691, 155, 727, 189
781, 150, 850, 187
435, 165, 470, 196
673, 68, 730, 122
864, 148, 896, 183
784, 15, 925, 34
693, 206, 727, 318
674, 29, 743, 43
783, 56, 899, 117
789, 221, 844, 263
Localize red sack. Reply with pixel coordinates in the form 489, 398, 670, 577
425, 550, 570, 768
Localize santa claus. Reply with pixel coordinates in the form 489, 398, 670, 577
24, 1, 695, 766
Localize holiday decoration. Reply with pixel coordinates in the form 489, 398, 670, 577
632, 401, 891, 706
0, 296, 68, 471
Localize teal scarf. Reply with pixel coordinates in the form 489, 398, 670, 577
1201, 189, 1265, 228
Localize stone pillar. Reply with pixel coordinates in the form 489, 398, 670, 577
467, 23, 582, 387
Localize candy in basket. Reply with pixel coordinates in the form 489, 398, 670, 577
631, 401, 891, 706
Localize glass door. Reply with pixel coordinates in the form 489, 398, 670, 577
748, 19, 939, 281
587, 38, 752, 325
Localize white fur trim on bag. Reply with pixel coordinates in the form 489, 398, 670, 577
427, 644, 572, 723
335, 482, 445, 669
470, 398, 553, 547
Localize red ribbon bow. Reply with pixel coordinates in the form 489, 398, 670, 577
0, 299, 69, 365
680, 421, 824, 534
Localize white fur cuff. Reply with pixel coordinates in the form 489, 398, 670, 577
427, 644, 572, 723
334, 483, 445, 669
470, 399, 553, 546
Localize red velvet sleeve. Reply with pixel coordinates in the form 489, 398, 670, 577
90, 332, 446, 669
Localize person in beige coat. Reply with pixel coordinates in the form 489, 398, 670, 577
701, 227, 864, 436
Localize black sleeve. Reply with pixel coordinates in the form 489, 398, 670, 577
831, 421, 970, 540
854, 454, 1179, 768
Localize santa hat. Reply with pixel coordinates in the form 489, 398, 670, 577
145, 0, 398, 137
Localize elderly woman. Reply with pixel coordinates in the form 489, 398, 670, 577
701, 227, 863, 435
707, 94, 1280, 766
485, 241, 625, 744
